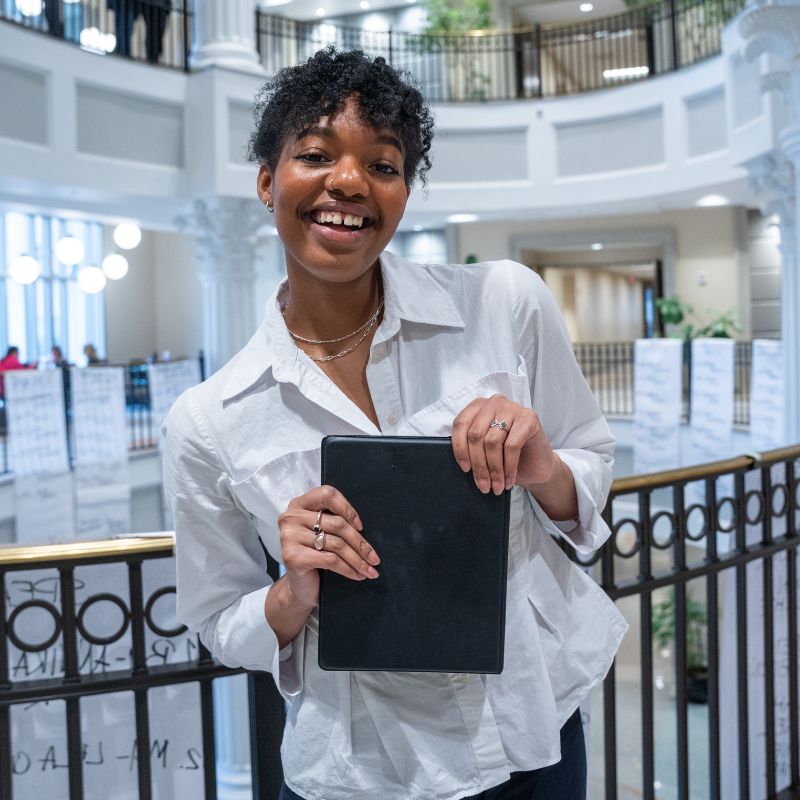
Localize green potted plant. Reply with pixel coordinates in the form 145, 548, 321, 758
651, 588, 708, 703
654, 296, 741, 340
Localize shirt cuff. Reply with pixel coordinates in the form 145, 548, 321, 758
528, 450, 612, 555
201, 585, 305, 700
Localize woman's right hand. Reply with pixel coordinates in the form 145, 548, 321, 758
278, 485, 381, 610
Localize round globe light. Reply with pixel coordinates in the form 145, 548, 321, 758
113, 222, 142, 250
15, 0, 43, 16
102, 253, 129, 280
9, 255, 41, 285
55, 236, 85, 266
78, 265, 107, 294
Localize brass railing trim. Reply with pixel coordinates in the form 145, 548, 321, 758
0, 444, 798, 566
0, 535, 174, 566
611, 444, 800, 494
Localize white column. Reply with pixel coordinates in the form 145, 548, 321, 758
739, 1, 800, 443
178, 197, 272, 375
191, 0, 265, 75
214, 675, 253, 800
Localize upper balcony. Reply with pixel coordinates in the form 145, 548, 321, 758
0, 0, 786, 226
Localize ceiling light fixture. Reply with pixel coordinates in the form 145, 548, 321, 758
113, 222, 141, 250
55, 236, 85, 266
9, 255, 41, 285
579, 2, 593, 11
603, 66, 649, 80
77, 266, 107, 294
360, 0, 370, 8
446, 213, 479, 223
696, 194, 729, 207
413, 224, 424, 232
15, 0, 43, 16
590, 242, 603, 250
102, 254, 129, 280
316, 7, 326, 15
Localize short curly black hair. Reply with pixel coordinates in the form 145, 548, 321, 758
248, 47, 434, 187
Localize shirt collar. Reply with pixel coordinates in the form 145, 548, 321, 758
221, 250, 464, 402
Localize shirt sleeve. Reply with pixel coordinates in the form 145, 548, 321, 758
506, 261, 615, 554
163, 390, 303, 698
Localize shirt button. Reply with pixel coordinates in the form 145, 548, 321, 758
387, 413, 399, 425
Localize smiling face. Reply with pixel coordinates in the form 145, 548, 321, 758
258, 96, 411, 288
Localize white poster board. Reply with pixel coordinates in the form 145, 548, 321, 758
686, 338, 735, 507
147, 361, 202, 448
6, 369, 69, 475
750, 339, 784, 451
5, 370, 74, 543
633, 339, 684, 474
70, 367, 131, 538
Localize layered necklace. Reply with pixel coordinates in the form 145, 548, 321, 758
282, 295, 384, 363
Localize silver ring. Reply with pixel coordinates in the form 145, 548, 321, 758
489, 418, 509, 431
314, 531, 326, 551
312, 510, 323, 534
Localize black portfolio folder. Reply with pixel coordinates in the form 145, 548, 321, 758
318, 435, 510, 673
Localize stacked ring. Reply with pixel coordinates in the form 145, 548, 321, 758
489, 418, 509, 431
313, 510, 326, 550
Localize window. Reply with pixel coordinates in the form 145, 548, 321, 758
0, 212, 106, 366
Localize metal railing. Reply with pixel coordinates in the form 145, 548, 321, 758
592, 444, 800, 799
573, 340, 752, 425
1, 444, 798, 798
256, 0, 746, 103
0, 0, 193, 70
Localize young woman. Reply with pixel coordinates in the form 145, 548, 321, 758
165, 47, 626, 800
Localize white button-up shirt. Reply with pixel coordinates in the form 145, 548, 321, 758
164, 252, 628, 800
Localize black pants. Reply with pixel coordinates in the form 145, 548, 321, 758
279, 708, 587, 800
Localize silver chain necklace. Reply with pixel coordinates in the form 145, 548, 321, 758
282, 297, 384, 362
282, 297, 384, 344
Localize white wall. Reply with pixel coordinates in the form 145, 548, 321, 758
154, 230, 204, 360
104, 227, 158, 363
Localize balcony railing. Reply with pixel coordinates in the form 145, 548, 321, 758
573, 340, 752, 425
0, 0, 193, 70
1, 444, 798, 799
256, 0, 746, 102
1, 0, 743, 98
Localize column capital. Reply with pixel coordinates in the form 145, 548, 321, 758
746, 151, 796, 253
176, 197, 272, 280
176, 197, 275, 372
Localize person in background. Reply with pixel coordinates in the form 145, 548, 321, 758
111, 0, 172, 64
0, 346, 34, 400
49, 345, 69, 368
83, 343, 104, 366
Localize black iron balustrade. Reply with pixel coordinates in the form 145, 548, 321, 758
256, 0, 746, 103
0, 0, 193, 71
0, 535, 287, 800
573, 339, 752, 426
586, 444, 800, 799
2, 445, 798, 799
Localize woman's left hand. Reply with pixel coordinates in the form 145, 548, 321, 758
451, 394, 560, 496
